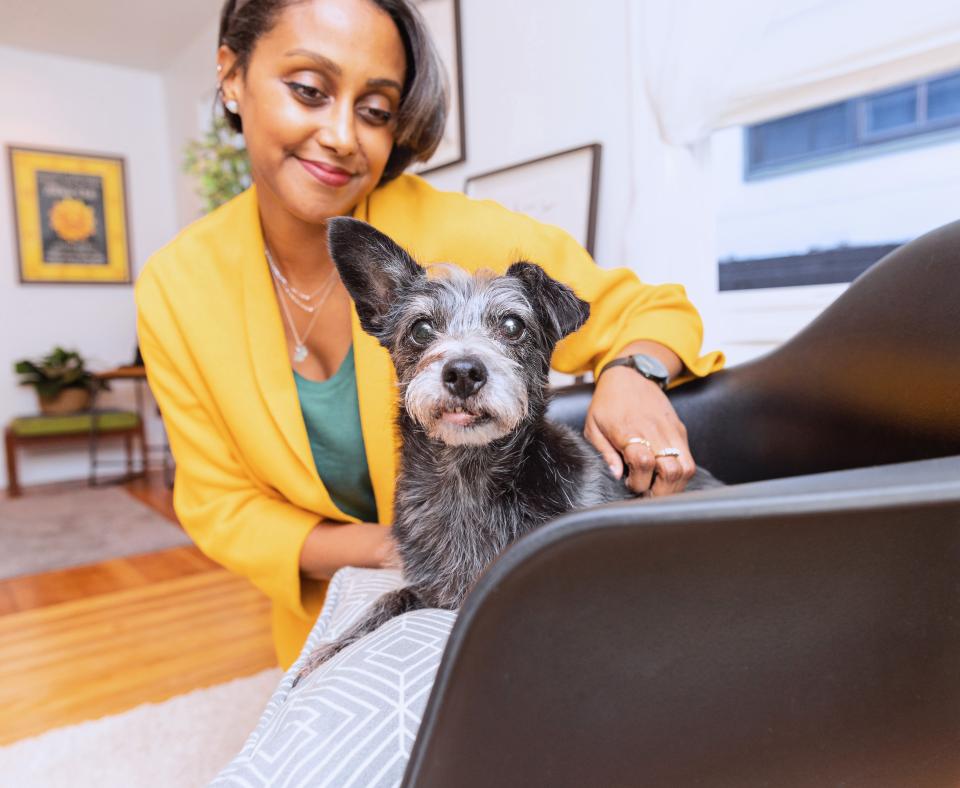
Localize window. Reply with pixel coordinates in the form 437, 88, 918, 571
746, 69, 960, 176
928, 73, 960, 121
863, 86, 917, 136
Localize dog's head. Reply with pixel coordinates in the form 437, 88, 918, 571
327, 217, 590, 446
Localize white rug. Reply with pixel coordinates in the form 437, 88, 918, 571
0, 486, 192, 579
0, 668, 282, 788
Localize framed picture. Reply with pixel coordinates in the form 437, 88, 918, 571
410, 0, 466, 174
465, 143, 602, 256
7, 146, 131, 285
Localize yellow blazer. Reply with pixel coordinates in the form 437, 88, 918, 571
135, 175, 724, 668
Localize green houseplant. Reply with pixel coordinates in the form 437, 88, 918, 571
14, 347, 108, 416
182, 111, 252, 214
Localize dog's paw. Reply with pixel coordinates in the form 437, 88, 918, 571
291, 642, 343, 688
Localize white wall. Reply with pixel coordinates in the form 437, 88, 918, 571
708, 124, 960, 364
163, 16, 221, 229
0, 45, 178, 488
713, 127, 960, 258
423, 0, 634, 272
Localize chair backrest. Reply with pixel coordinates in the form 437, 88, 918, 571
402, 457, 960, 788
549, 219, 960, 483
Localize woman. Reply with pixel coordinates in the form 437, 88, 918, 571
136, 0, 724, 669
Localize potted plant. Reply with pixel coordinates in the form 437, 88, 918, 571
182, 111, 252, 214
14, 347, 108, 416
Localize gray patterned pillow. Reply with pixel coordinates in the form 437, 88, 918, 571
211, 567, 456, 788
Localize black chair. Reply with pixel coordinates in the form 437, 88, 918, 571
402, 219, 960, 787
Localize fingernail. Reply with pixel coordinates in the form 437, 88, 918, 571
609, 464, 619, 477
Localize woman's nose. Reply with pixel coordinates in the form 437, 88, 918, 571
317, 101, 358, 158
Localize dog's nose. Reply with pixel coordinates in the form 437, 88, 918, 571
442, 357, 487, 399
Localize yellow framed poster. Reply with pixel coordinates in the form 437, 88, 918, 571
8, 146, 131, 284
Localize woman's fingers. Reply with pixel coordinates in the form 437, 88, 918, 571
585, 370, 699, 497
649, 456, 685, 496
584, 418, 625, 480
622, 439, 658, 493
605, 420, 697, 496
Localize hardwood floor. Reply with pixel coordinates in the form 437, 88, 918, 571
0, 472, 278, 746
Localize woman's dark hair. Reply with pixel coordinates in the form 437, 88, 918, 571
218, 0, 447, 183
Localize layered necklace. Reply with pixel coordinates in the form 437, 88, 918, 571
265, 246, 338, 364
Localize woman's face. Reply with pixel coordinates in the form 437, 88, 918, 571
220, 0, 407, 224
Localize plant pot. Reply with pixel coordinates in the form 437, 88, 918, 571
38, 387, 91, 416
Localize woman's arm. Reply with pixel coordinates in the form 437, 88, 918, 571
300, 521, 399, 580
403, 180, 725, 495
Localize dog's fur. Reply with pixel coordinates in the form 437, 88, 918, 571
295, 217, 705, 683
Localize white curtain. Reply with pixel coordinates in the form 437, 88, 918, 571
622, 0, 960, 337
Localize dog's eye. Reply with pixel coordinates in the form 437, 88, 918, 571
411, 319, 435, 345
500, 315, 525, 340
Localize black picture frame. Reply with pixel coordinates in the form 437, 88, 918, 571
411, 0, 467, 174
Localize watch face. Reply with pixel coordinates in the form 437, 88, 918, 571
632, 354, 669, 381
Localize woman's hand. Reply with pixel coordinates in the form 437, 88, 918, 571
584, 365, 696, 497
299, 521, 400, 580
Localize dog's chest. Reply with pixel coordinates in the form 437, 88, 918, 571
393, 461, 559, 602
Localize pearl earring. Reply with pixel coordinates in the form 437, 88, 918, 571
225, 98, 239, 114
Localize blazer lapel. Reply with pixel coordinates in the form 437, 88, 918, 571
236, 188, 319, 483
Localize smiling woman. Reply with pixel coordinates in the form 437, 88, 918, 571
134, 0, 723, 672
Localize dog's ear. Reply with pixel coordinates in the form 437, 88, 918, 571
506, 261, 591, 341
327, 217, 425, 338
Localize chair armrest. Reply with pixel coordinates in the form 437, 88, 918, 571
546, 382, 594, 432
403, 455, 960, 787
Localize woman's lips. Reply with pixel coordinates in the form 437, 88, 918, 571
297, 157, 353, 188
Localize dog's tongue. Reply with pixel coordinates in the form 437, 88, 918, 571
442, 410, 476, 427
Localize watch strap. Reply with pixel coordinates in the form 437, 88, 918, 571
598, 355, 669, 390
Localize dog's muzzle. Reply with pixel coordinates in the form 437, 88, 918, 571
442, 357, 487, 400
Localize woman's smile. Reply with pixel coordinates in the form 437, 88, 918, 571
296, 156, 356, 188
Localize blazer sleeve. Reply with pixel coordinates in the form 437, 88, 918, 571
135, 268, 319, 620
412, 183, 724, 382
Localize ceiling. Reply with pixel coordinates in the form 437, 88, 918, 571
0, 0, 221, 71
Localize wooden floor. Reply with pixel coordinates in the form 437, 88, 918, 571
0, 472, 278, 746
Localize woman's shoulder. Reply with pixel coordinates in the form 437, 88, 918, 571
137, 188, 257, 297
370, 174, 582, 271
374, 173, 517, 222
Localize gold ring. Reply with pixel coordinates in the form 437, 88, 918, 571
624, 437, 652, 451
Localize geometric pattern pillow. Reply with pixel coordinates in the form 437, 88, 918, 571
210, 567, 457, 787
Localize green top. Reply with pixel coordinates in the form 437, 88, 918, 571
293, 346, 378, 523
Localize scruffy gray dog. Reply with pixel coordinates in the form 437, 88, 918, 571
295, 217, 686, 683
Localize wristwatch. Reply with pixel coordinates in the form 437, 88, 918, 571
599, 354, 670, 390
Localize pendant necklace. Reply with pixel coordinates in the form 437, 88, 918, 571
266, 247, 339, 363
266, 247, 336, 314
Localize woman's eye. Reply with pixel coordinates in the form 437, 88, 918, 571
500, 315, 525, 340
287, 81, 327, 103
359, 106, 393, 126
411, 319, 435, 345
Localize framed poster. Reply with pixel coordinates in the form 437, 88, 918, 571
465, 143, 602, 256
7, 146, 131, 284
410, 0, 466, 174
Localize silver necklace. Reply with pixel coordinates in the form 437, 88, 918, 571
266, 248, 338, 363
266, 247, 336, 313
